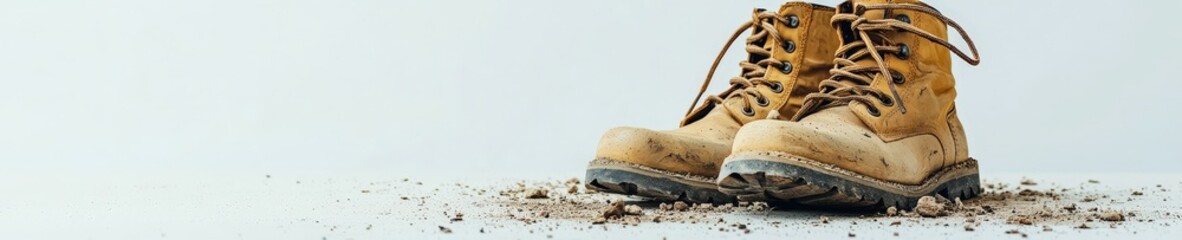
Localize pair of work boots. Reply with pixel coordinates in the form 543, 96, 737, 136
585, 0, 982, 210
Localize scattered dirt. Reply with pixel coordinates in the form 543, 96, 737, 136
601, 200, 626, 219
461, 177, 1181, 236
624, 205, 643, 215
915, 196, 946, 217
450, 212, 464, 222
1100, 211, 1124, 221
525, 188, 549, 199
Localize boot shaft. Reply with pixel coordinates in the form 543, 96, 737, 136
832, 0, 977, 142
682, 2, 839, 126
769, 2, 840, 119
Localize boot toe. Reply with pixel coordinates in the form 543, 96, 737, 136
594, 127, 729, 177
728, 118, 937, 184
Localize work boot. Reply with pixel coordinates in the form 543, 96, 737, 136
586, 2, 839, 203
717, 0, 982, 209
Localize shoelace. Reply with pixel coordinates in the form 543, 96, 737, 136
684, 10, 793, 119
791, 3, 980, 121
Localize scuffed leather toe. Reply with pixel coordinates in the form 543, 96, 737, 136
595, 127, 730, 177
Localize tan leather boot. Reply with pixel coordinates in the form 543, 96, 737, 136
586, 2, 839, 203
717, 0, 982, 209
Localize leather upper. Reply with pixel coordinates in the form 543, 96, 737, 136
595, 2, 839, 178
727, 0, 975, 184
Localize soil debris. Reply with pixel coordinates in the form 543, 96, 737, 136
482, 177, 1179, 236
1007, 215, 1034, 225
1099, 211, 1124, 221
1020, 178, 1037, 186
915, 196, 947, 217
659, 202, 672, 211
602, 200, 626, 219
592, 216, 606, 224
624, 205, 643, 215
525, 188, 549, 199
438, 225, 452, 233
749, 202, 769, 211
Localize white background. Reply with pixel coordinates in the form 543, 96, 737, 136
2, 0, 1179, 179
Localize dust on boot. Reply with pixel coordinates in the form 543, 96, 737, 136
586, 2, 839, 203
718, 0, 983, 209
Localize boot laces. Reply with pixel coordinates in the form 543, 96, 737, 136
684, 10, 793, 119
791, 3, 981, 121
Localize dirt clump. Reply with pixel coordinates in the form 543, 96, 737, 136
602, 200, 627, 219
1007, 215, 1034, 225
624, 205, 644, 215
915, 196, 947, 217
1020, 178, 1037, 186
525, 188, 549, 199
1099, 211, 1124, 221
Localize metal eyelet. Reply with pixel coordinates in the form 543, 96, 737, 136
742, 106, 756, 116
895, 14, 911, 24
787, 15, 800, 28
782, 40, 796, 53
897, 44, 910, 59
892, 73, 906, 84
756, 96, 770, 107
880, 96, 894, 107
779, 62, 793, 74
770, 82, 784, 93
867, 106, 881, 117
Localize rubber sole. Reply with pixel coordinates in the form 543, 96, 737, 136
717, 152, 980, 210
585, 159, 735, 204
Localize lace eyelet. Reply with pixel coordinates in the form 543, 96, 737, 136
895, 14, 911, 24
892, 73, 906, 84
787, 15, 800, 28
897, 44, 910, 59
866, 106, 881, 117
778, 62, 793, 74
880, 96, 894, 107
770, 82, 784, 93
756, 96, 770, 107
742, 107, 756, 116
782, 40, 796, 53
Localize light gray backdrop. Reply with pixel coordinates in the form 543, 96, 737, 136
1, 0, 1179, 179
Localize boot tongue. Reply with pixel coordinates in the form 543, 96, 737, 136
835, 0, 892, 82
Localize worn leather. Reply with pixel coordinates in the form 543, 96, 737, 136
594, 2, 839, 178
728, 0, 971, 184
